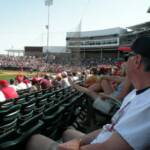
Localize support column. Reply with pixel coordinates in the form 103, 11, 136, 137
100, 48, 103, 60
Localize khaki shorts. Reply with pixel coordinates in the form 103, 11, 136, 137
92, 98, 114, 114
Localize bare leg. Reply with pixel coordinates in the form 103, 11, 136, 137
26, 134, 58, 150
62, 129, 101, 146
63, 129, 85, 142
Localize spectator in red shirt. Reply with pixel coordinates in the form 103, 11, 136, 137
40, 75, 52, 90
0, 80, 19, 100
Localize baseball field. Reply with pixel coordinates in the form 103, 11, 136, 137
0, 70, 31, 80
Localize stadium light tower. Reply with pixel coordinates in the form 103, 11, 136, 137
45, 0, 53, 59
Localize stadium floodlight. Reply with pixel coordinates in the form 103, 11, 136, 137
147, 6, 150, 13
45, 0, 53, 6
45, 0, 53, 62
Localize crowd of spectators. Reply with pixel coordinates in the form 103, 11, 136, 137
0, 55, 48, 71
0, 61, 125, 103
0, 55, 121, 72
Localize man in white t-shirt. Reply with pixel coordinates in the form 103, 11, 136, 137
61, 71, 71, 88
16, 80, 27, 90
26, 36, 150, 150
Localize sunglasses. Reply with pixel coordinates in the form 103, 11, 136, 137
124, 52, 137, 61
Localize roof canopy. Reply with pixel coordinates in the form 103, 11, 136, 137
118, 46, 131, 52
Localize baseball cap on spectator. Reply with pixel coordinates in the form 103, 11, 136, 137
0, 80, 9, 87
32, 78, 38, 85
131, 36, 150, 59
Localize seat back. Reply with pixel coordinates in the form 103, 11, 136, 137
0, 104, 20, 134
0, 105, 21, 122
0, 100, 14, 109
14, 97, 26, 105
20, 99, 36, 113
19, 113, 43, 132
36, 97, 47, 107
0, 119, 18, 134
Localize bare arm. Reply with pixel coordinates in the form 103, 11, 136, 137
68, 78, 98, 100
79, 129, 101, 146
115, 78, 132, 101
88, 82, 102, 93
101, 75, 125, 83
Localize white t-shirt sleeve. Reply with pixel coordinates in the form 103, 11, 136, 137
0, 91, 6, 102
114, 102, 150, 150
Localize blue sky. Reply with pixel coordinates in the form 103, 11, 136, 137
0, 0, 150, 54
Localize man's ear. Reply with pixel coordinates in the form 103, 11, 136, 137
135, 55, 142, 68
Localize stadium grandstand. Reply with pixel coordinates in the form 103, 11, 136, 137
0, 20, 150, 150
66, 27, 127, 60
67, 21, 150, 63
119, 21, 150, 47
5, 49, 24, 57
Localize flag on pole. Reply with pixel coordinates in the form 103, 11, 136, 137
45, 0, 53, 6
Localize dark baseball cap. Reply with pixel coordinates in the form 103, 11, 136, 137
131, 36, 150, 59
